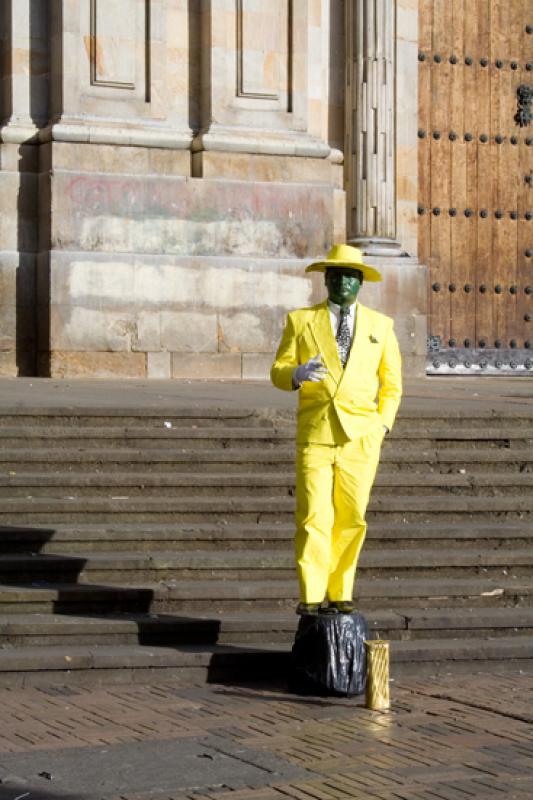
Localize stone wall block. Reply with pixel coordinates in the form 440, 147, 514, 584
0, 306, 33, 350
0, 351, 35, 377
171, 352, 242, 380
242, 353, 273, 380
194, 152, 332, 183
47, 351, 146, 379
49, 306, 139, 352
0, 254, 36, 307
48, 253, 314, 312
147, 351, 171, 379
160, 311, 218, 352
0, 144, 39, 173
358, 258, 426, 318
217, 310, 283, 353
133, 311, 162, 352
0, 305, 17, 352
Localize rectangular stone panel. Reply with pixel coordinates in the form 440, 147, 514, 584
90, 0, 137, 88
237, 0, 288, 101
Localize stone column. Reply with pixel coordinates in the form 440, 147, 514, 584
346, 0, 401, 255
0, 0, 49, 141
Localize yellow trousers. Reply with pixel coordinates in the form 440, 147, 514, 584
295, 427, 385, 603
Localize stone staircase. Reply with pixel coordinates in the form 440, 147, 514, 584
0, 406, 532, 687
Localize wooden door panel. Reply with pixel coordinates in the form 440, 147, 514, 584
420, 0, 533, 373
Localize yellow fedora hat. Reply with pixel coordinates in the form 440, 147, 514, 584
305, 243, 382, 282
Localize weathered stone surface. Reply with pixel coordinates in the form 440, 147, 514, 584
0, 143, 39, 173
362, 257, 426, 318
0, 352, 17, 376
193, 152, 333, 183
0, 306, 35, 351
0, 253, 36, 307
161, 312, 218, 353
0, 172, 39, 252
0, 350, 34, 376
49, 306, 137, 352
49, 254, 313, 313
242, 353, 272, 381
146, 351, 171, 379
171, 353, 241, 380
43, 143, 191, 176
45, 252, 313, 358
217, 311, 283, 353
51, 173, 334, 259
134, 311, 162, 352
46, 352, 146, 379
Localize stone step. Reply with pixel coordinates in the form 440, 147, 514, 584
2, 406, 533, 430
1, 606, 532, 648
0, 576, 530, 614
0, 410, 283, 429
0, 635, 531, 688
0, 426, 532, 451
1, 521, 531, 553
1, 471, 533, 498
0, 494, 531, 524
0, 547, 530, 583
0, 448, 298, 473
389, 635, 533, 677
1, 447, 533, 474
148, 576, 533, 611
0, 426, 296, 447
0, 405, 531, 422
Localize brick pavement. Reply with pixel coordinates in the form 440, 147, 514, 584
0, 673, 531, 800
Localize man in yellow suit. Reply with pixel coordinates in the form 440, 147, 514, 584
271, 244, 402, 615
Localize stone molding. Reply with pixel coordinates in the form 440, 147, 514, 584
192, 126, 331, 158
43, 120, 193, 150
0, 120, 334, 159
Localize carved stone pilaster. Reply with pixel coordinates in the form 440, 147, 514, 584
345, 0, 401, 255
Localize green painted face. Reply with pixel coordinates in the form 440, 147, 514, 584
325, 267, 363, 308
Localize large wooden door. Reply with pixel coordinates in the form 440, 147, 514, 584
419, 0, 533, 375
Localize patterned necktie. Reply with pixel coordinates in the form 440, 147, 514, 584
336, 307, 351, 368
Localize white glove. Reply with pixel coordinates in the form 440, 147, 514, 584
292, 355, 328, 388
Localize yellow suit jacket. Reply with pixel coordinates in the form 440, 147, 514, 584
270, 301, 402, 444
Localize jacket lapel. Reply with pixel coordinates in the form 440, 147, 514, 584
308, 301, 343, 385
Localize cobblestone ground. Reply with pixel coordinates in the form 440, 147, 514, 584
0, 673, 531, 800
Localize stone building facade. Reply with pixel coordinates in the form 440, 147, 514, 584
0, 0, 424, 380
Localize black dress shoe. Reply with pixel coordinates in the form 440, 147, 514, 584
328, 601, 356, 614
296, 602, 321, 615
